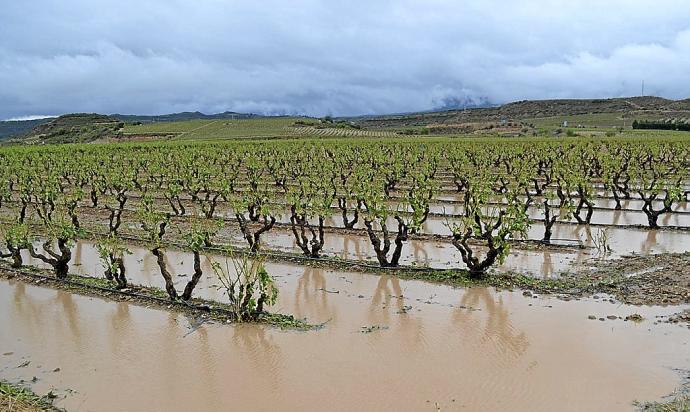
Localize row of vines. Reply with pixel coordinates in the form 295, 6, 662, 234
0, 137, 688, 313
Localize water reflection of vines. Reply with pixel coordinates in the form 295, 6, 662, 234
453, 288, 529, 360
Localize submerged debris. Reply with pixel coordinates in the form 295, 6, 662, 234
360, 325, 389, 334
665, 310, 690, 325
396, 305, 413, 314
625, 314, 644, 322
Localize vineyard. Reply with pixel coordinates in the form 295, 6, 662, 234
2, 136, 690, 410
120, 117, 400, 140
2, 136, 690, 288
121, 117, 298, 140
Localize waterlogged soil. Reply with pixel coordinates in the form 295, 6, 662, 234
581, 253, 690, 306
1, 268, 689, 412
15, 239, 582, 301
251, 225, 690, 275
5, 201, 690, 278
239, 229, 587, 275
14, 239, 690, 310
12, 206, 688, 278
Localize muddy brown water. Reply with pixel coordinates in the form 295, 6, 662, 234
10, 239, 595, 301
202, 222, 690, 276
160, 198, 690, 228
15, 236, 582, 278
2, 263, 689, 412
275, 207, 690, 232
15, 214, 690, 279
163, 197, 690, 234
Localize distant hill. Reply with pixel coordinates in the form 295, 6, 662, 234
0, 118, 52, 140
13, 113, 123, 144
0, 111, 260, 141
498, 96, 690, 117
354, 96, 690, 129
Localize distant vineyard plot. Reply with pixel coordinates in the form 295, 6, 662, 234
122, 117, 301, 140
122, 117, 403, 140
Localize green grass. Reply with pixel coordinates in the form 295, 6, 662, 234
0, 380, 58, 411
635, 391, 689, 412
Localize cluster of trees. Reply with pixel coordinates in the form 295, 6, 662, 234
632, 119, 690, 132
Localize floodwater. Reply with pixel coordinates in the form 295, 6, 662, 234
27, 189, 682, 231
4, 193, 690, 410
2, 264, 689, 412
232, 231, 584, 276
176, 198, 690, 245
217, 221, 690, 276
17, 235, 580, 279
19, 214, 690, 280
13, 239, 592, 301
158, 197, 690, 229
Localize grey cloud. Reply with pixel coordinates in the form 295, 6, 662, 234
2, 0, 690, 118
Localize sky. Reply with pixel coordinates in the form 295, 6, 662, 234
2, 0, 690, 119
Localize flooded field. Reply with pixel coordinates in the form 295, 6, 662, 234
2, 268, 689, 412
2, 202, 690, 411
2, 138, 690, 411
11, 205, 690, 283
112, 196, 690, 228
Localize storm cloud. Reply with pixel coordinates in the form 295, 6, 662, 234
2, 0, 690, 118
